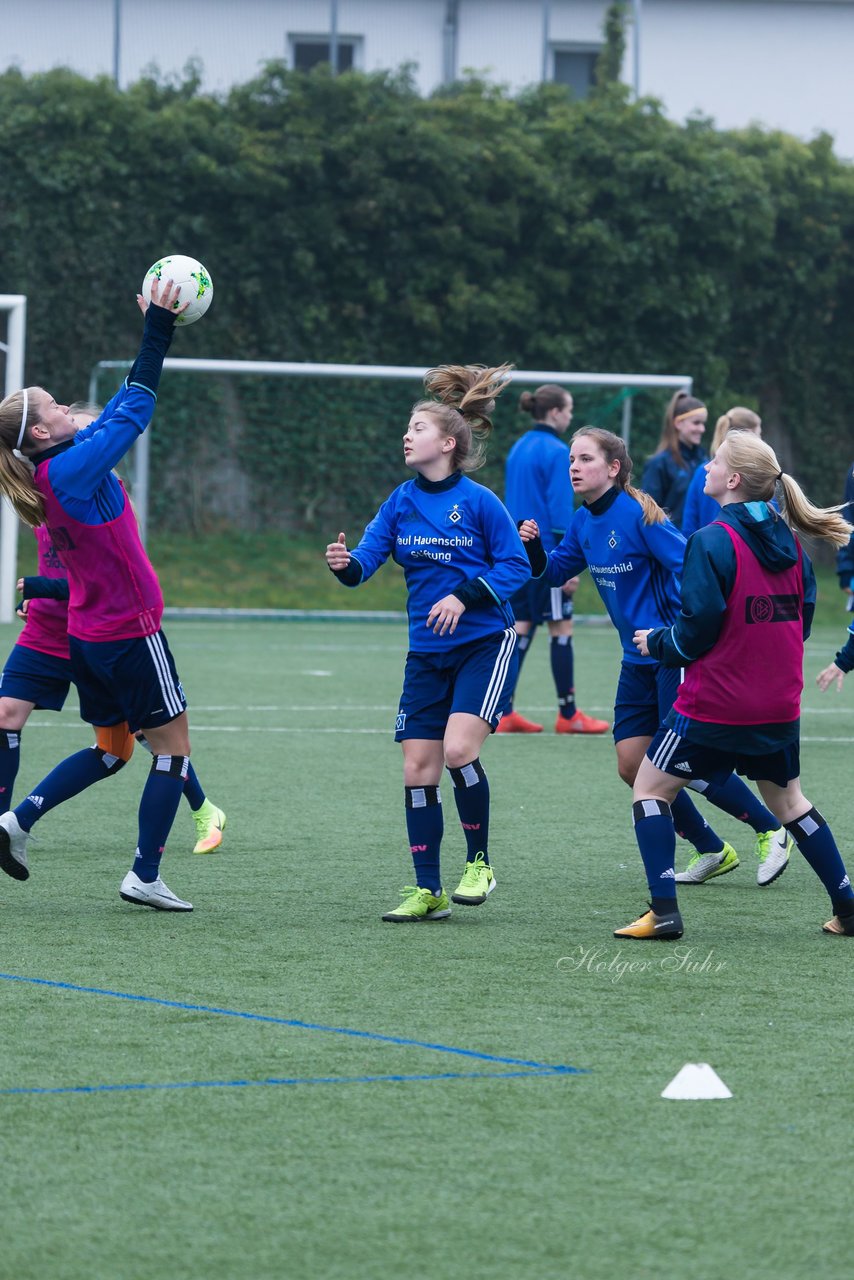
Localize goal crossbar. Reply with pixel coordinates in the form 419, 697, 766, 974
89, 357, 691, 550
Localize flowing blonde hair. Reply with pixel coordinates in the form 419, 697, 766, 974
709, 405, 761, 455
0, 388, 47, 527
412, 363, 513, 473
571, 427, 668, 525
721, 432, 852, 548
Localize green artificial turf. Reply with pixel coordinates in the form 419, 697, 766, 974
1, 618, 853, 1280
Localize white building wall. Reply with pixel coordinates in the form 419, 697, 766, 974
639, 1, 854, 156
2, 1, 853, 158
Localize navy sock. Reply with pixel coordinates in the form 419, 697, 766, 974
0, 729, 21, 815
689, 774, 777, 834
134, 755, 189, 882
671, 791, 724, 855
785, 807, 854, 913
183, 763, 205, 811
632, 799, 678, 901
404, 785, 443, 893
552, 636, 576, 718
448, 758, 490, 863
14, 747, 119, 831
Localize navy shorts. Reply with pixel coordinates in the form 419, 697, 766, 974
647, 723, 800, 790
69, 629, 187, 733
0, 643, 73, 712
613, 661, 681, 744
395, 629, 518, 741
510, 577, 574, 626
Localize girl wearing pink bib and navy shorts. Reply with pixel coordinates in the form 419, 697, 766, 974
616, 431, 854, 942
0, 277, 196, 911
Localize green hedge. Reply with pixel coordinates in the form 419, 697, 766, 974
1, 63, 852, 532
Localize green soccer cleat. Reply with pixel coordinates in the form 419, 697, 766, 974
755, 827, 792, 886
192, 800, 227, 854
675, 841, 739, 884
381, 886, 451, 923
451, 852, 496, 906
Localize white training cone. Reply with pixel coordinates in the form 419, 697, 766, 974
661, 1063, 732, 1100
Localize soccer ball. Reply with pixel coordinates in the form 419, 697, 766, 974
142, 254, 214, 325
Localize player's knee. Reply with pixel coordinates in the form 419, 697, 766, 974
148, 754, 190, 780
617, 758, 637, 786
92, 746, 128, 775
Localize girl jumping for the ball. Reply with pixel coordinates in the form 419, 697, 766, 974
0, 276, 197, 911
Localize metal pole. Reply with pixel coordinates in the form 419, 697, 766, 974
0, 297, 27, 624
134, 432, 150, 546
621, 394, 633, 452
541, 0, 551, 82
632, 0, 641, 97
329, 0, 339, 74
113, 0, 121, 87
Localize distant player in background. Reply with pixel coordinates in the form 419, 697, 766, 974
0, 400, 226, 853
520, 427, 793, 888
0, 277, 196, 910
833, 458, 854, 610
624, 431, 854, 940
815, 604, 854, 694
681, 406, 762, 538
498, 384, 608, 736
326, 364, 529, 922
641, 390, 708, 530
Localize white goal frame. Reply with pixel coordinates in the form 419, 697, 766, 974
88, 357, 692, 547
0, 296, 27, 624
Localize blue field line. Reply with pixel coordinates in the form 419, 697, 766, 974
0, 1066, 573, 1098
0, 974, 586, 1088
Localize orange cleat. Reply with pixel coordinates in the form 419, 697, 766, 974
822, 915, 854, 936
614, 906, 684, 940
555, 709, 610, 734
496, 710, 543, 733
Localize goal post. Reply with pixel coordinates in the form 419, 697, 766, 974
0, 295, 27, 624
88, 357, 693, 548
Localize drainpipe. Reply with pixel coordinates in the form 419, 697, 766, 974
443, 1, 459, 84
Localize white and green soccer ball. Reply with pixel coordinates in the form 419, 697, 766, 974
142, 254, 214, 325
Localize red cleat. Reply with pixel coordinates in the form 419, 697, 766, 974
496, 710, 543, 733
555, 709, 610, 734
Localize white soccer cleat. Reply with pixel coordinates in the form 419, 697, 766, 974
0, 811, 32, 881
120, 869, 193, 911
755, 827, 793, 887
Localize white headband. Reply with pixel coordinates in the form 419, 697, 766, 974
15, 388, 28, 451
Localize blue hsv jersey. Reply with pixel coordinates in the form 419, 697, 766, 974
504, 426, 573, 553
29, 304, 174, 522
342, 472, 530, 653
538, 487, 687, 663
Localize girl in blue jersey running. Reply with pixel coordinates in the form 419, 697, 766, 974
326, 364, 529, 923
520, 427, 793, 886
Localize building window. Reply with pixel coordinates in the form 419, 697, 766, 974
290, 35, 359, 74
551, 45, 601, 98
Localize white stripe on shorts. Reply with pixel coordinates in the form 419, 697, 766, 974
145, 632, 184, 719
549, 586, 564, 622
479, 628, 517, 723
651, 727, 682, 774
